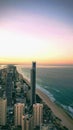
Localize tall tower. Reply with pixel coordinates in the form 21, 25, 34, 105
0, 86, 3, 97
14, 103, 25, 126
33, 103, 43, 128
0, 98, 7, 125
6, 65, 16, 106
6, 71, 13, 106
31, 62, 36, 105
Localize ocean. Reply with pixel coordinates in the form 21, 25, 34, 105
18, 65, 73, 118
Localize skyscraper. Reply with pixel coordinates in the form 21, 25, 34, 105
0, 98, 7, 125
6, 65, 16, 106
6, 71, 13, 106
31, 62, 36, 105
22, 114, 33, 130
0, 86, 3, 97
14, 103, 25, 126
33, 103, 43, 128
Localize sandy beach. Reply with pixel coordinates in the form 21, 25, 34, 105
17, 67, 73, 130
36, 88, 73, 130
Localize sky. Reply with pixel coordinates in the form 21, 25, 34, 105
0, 0, 73, 65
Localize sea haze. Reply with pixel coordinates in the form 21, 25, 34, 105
20, 65, 73, 118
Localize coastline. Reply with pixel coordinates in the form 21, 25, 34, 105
17, 66, 73, 130
0, 66, 73, 129
37, 85, 73, 119
36, 88, 73, 130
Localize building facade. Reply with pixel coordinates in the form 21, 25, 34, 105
31, 62, 36, 106
33, 103, 43, 128
6, 72, 13, 106
0, 98, 7, 125
14, 103, 25, 126
22, 114, 33, 130
6, 65, 16, 106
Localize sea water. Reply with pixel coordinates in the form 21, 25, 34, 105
19, 65, 73, 118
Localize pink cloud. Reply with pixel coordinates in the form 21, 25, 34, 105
0, 12, 73, 44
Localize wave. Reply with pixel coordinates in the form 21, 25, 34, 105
52, 88, 60, 93
68, 106, 73, 118
60, 104, 73, 118
17, 66, 56, 102
17, 66, 73, 119
36, 83, 73, 119
36, 84, 56, 102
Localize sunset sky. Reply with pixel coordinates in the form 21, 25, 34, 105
0, 0, 73, 65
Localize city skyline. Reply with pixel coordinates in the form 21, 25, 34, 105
0, 0, 73, 65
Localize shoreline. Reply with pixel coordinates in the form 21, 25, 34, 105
37, 86, 73, 121
36, 88, 73, 130
17, 66, 73, 130
55, 101, 73, 120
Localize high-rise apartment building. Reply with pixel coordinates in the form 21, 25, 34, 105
6, 72, 13, 106
6, 65, 16, 106
33, 103, 43, 128
0, 98, 7, 125
14, 103, 25, 126
31, 62, 36, 105
22, 114, 33, 130
0, 86, 3, 97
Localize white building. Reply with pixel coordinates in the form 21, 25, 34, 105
33, 103, 43, 128
22, 114, 33, 130
0, 98, 7, 125
14, 103, 25, 126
